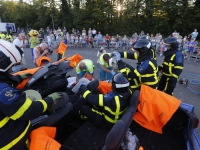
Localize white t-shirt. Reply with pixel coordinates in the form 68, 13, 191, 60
192, 32, 198, 39
92, 29, 96, 34
13, 38, 23, 50
13, 38, 24, 56
47, 36, 52, 42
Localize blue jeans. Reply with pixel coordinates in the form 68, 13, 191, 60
98, 40, 102, 45
30, 48, 34, 61
106, 40, 110, 49
99, 64, 112, 81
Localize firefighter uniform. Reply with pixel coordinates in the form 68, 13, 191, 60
117, 60, 141, 90
79, 73, 132, 129
158, 50, 184, 95
0, 72, 53, 150
119, 48, 157, 61
119, 51, 158, 89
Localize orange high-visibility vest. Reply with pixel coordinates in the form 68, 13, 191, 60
98, 81, 112, 94
13, 68, 41, 89
36, 56, 52, 67
67, 54, 83, 68
56, 41, 68, 57
133, 85, 181, 134
29, 127, 61, 150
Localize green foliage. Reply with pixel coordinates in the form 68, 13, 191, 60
0, 0, 199, 38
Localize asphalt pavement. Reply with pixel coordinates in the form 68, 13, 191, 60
23, 46, 200, 135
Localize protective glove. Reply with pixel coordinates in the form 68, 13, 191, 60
20, 73, 32, 79
47, 92, 63, 101
112, 51, 121, 61
110, 70, 116, 76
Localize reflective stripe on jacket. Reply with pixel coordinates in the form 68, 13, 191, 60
79, 85, 132, 124
137, 60, 158, 88
119, 51, 138, 60
160, 51, 183, 79
0, 83, 53, 149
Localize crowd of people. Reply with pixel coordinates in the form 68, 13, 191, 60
1, 27, 199, 60
0, 25, 198, 149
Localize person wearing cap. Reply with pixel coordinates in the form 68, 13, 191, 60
97, 47, 106, 63
158, 37, 184, 95
0, 40, 62, 149
76, 59, 94, 82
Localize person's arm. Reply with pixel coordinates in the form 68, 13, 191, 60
170, 53, 184, 82
29, 37, 32, 43
39, 50, 49, 58
0, 89, 53, 121
102, 65, 112, 73
79, 85, 110, 107
97, 51, 100, 57
119, 51, 138, 60
34, 50, 39, 59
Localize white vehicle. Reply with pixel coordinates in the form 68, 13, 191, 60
0, 22, 16, 32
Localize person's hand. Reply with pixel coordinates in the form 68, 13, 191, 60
47, 92, 63, 101
110, 70, 116, 76
112, 51, 121, 61
20, 73, 32, 79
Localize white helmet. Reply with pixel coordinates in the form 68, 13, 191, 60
109, 57, 118, 70
0, 39, 23, 72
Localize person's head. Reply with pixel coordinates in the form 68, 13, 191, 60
79, 62, 86, 70
39, 43, 48, 52
18, 33, 24, 40
0, 40, 23, 73
99, 47, 104, 52
103, 53, 110, 63
111, 73, 130, 92
164, 37, 178, 49
133, 39, 151, 57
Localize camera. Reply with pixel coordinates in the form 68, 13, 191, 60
47, 48, 53, 54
